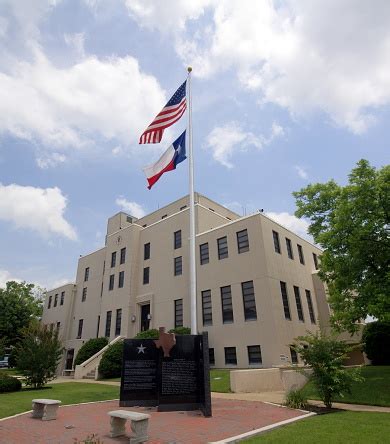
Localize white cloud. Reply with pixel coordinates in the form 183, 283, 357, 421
0, 269, 20, 288
205, 121, 283, 168
36, 152, 67, 169
266, 211, 311, 241
295, 165, 308, 180
172, 0, 390, 133
116, 197, 146, 218
0, 183, 77, 240
0, 47, 166, 155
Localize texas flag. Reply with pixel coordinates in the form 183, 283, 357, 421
143, 131, 186, 189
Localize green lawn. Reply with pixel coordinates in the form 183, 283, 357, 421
244, 412, 390, 443
301, 366, 390, 407
0, 382, 119, 419
210, 369, 230, 392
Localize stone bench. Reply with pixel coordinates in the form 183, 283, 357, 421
108, 410, 151, 444
31, 399, 61, 421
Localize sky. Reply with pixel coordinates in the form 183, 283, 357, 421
0, 0, 389, 290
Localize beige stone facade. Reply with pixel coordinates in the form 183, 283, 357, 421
42, 193, 329, 373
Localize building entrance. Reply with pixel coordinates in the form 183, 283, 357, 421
141, 304, 150, 331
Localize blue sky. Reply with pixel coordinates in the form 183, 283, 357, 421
0, 0, 389, 289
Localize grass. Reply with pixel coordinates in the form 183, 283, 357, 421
301, 366, 390, 407
101, 369, 232, 393
244, 411, 390, 443
210, 369, 231, 392
0, 382, 119, 419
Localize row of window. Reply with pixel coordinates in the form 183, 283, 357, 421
108, 271, 125, 291
208, 345, 298, 366
280, 282, 316, 324
110, 248, 127, 268
77, 309, 122, 339
272, 230, 319, 269
200, 229, 249, 265
47, 291, 65, 309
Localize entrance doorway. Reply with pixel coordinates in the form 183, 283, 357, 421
65, 349, 74, 370
140, 304, 150, 331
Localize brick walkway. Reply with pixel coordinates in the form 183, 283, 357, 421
0, 399, 305, 443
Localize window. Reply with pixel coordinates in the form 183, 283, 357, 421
143, 267, 150, 285
242, 281, 257, 321
82, 287, 87, 302
248, 345, 262, 365
237, 229, 249, 253
60, 291, 65, 306
313, 253, 319, 270
174, 256, 182, 276
273, 230, 281, 253
118, 271, 124, 288
290, 347, 298, 364
297, 244, 305, 264
174, 299, 183, 327
180, 205, 187, 210
221, 286, 234, 323
217, 236, 228, 260
54, 293, 58, 307
77, 319, 83, 339
48, 295, 52, 309
209, 348, 215, 366
280, 281, 291, 320
306, 289, 316, 324
200, 243, 209, 265
224, 347, 237, 365
84, 267, 89, 282
144, 242, 150, 260
293, 286, 304, 321
111, 251, 116, 268
286, 238, 294, 259
115, 309, 122, 336
120, 247, 126, 264
96, 316, 100, 338
56, 322, 61, 331
202, 290, 212, 326
174, 230, 182, 249
109, 274, 115, 291
105, 311, 112, 337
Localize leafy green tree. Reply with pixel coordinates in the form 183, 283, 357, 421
98, 341, 123, 379
74, 337, 108, 367
293, 159, 390, 331
0, 281, 43, 347
362, 321, 390, 365
15, 321, 63, 388
292, 332, 363, 408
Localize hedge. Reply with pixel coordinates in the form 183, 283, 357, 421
98, 341, 124, 379
74, 337, 108, 367
0, 374, 22, 393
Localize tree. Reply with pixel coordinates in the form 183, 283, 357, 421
293, 159, 390, 332
292, 332, 363, 408
0, 281, 43, 347
15, 321, 63, 388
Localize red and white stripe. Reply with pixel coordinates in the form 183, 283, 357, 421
139, 97, 187, 144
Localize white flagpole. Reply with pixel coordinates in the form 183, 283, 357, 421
187, 67, 197, 334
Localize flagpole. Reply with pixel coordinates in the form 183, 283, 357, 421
187, 67, 197, 335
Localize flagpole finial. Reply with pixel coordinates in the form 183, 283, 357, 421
187, 66, 192, 73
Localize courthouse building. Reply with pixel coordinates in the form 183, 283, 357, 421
42, 193, 332, 373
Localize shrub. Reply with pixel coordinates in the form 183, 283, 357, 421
15, 322, 63, 389
74, 337, 108, 367
292, 331, 363, 408
168, 327, 191, 335
362, 321, 390, 365
284, 388, 308, 409
98, 341, 123, 378
0, 374, 22, 393
134, 329, 159, 339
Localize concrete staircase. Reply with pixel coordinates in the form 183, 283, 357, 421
74, 335, 125, 380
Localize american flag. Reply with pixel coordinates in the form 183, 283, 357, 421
139, 81, 187, 144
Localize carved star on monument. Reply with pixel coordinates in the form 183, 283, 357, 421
137, 343, 146, 354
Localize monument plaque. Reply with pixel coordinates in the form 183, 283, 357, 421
119, 329, 212, 417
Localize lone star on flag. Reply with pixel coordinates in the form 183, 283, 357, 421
137, 344, 146, 354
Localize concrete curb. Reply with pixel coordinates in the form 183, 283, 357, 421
208, 411, 316, 443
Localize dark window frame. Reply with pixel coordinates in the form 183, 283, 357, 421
286, 238, 294, 259
105, 311, 112, 337
273, 230, 281, 254
174, 299, 183, 328
143, 267, 150, 285
290, 347, 298, 364
120, 247, 126, 265
217, 236, 229, 260
280, 281, 291, 320
297, 244, 305, 264
54, 293, 58, 307
109, 274, 115, 291
144, 242, 150, 260
209, 348, 215, 366
174, 256, 183, 276
82, 287, 87, 302
313, 253, 319, 270
174, 230, 182, 249
221, 285, 234, 323
60, 291, 65, 306
248, 345, 262, 365
115, 309, 122, 336
48, 295, 52, 309
77, 319, 83, 339
293, 285, 305, 321
224, 347, 237, 365
200, 243, 209, 265
84, 267, 89, 282
118, 270, 124, 288
305, 289, 316, 324
242, 281, 257, 321
202, 289, 213, 326
237, 229, 250, 253
111, 251, 117, 268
